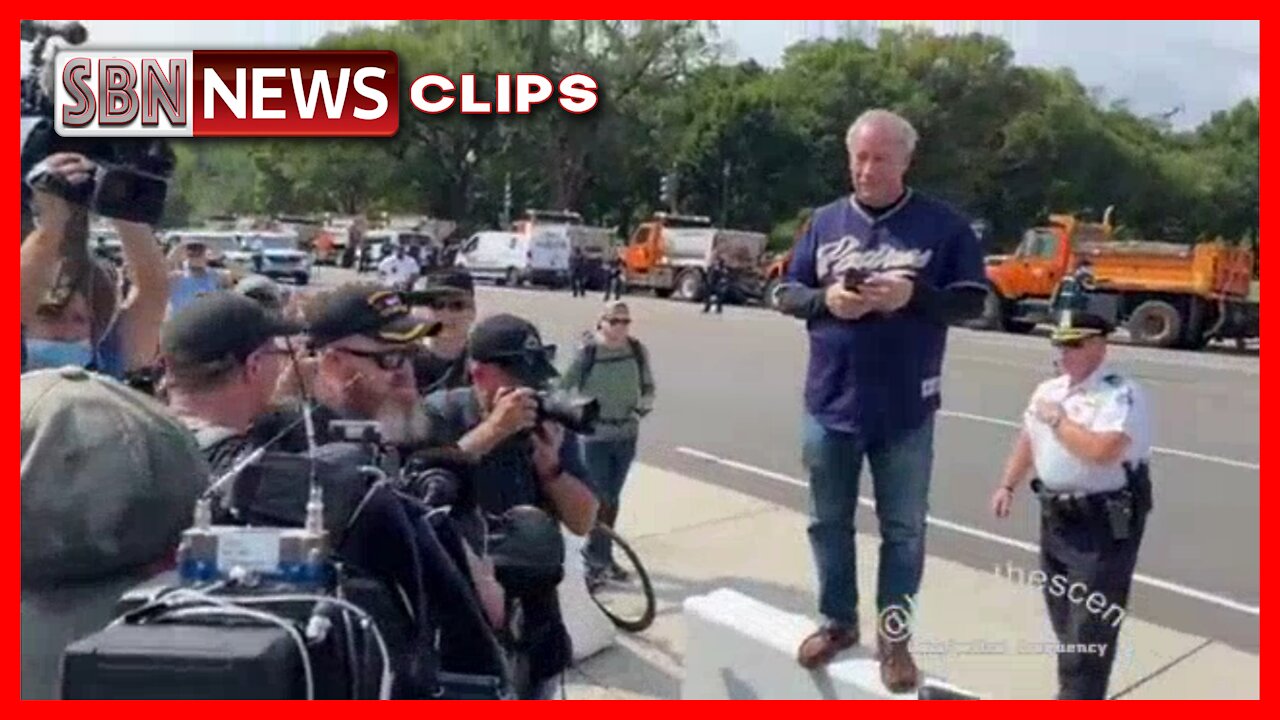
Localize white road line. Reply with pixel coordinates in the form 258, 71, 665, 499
937, 410, 1260, 471
674, 446, 1260, 618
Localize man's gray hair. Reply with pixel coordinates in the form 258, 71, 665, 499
846, 109, 919, 157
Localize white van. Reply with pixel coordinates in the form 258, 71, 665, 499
525, 229, 571, 286
454, 230, 570, 287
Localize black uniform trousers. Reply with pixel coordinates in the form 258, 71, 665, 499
570, 270, 587, 297
702, 275, 727, 313
1039, 497, 1147, 700
603, 273, 624, 301
702, 286, 725, 313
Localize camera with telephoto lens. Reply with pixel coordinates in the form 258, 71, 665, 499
21, 21, 176, 227
533, 390, 599, 435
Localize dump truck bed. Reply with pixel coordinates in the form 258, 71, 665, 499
1077, 240, 1253, 298
661, 228, 766, 268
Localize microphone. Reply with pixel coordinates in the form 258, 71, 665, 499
20, 20, 88, 45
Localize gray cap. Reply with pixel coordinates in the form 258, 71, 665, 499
20, 367, 209, 588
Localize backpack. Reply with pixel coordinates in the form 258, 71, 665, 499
576, 336, 653, 397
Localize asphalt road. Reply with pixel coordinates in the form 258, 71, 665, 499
309, 267, 1261, 652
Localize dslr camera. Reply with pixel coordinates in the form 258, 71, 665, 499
533, 390, 599, 435
21, 21, 175, 226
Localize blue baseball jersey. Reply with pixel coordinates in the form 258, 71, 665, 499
786, 190, 986, 441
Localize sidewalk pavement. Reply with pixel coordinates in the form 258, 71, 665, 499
563, 462, 1260, 700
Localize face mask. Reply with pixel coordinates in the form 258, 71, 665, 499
26, 338, 94, 371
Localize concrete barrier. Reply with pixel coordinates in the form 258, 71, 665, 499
682, 589, 981, 700
558, 529, 617, 663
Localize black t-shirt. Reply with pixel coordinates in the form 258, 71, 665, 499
179, 416, 256, 477
421, 387, 582, 687
421, 387, 592, 518
413, 348, 471, 396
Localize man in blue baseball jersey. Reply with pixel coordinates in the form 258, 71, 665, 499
776, 109, 987, 691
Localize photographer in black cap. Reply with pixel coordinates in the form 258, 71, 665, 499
424, 314, 597, 533
423, 313, 599, 699
407, 269, 477, 395
161, 292, 302, 474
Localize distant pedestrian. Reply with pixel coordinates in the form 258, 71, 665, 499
560, 301, 655, 585
702, 257, 729, 314
570, 248, 588, 297
603, 256, 625, 301
378, 245, 421, 291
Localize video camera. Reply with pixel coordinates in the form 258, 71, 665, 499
60, 477, 398, 699
21, 21, 176, 227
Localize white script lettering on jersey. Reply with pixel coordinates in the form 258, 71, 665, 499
816, 234, 934, 281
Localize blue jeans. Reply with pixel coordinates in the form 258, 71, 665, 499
802, 413, 935, 626
581, 436, 638, 568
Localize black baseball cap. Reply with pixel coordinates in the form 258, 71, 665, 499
407, 269, 475, 305
1050, 311, 1115, 345
236, 275, 286, 310
308, 284, 441, 348
161, 292, 302, 368
468, 314, 559, 386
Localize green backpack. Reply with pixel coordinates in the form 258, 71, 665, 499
576, 336, 653, 397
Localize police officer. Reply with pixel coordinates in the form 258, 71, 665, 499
702, 256, 729, 314
569, 247, 588, 298
991, 310, 1154, 700
1050, 258, 1094, 319
603, 256, 625, 301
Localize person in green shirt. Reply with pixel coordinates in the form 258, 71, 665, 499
560, 301, 656, 583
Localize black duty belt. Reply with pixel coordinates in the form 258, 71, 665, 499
1031, 463, 1151, 540
1029, 479, 1122, 517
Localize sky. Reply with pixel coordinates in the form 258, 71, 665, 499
22, 19, 1259, 129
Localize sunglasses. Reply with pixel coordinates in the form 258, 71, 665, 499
426, 298, 474, 312
605, 318, 632, 326
333, 347, 413, 371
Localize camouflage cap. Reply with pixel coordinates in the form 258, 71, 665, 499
20, 367, 209, 588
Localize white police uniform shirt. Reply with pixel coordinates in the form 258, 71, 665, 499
1024, 364, 1152, 494
378, 255, 420, 288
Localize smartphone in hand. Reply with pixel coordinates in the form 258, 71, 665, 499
842, 268, 869, 291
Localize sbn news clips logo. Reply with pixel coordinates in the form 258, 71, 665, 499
52, 50, 600, 138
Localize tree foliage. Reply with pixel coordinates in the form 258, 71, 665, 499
165, 23, 1259, 253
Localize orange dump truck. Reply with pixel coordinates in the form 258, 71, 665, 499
982, 210, 1258, 348
621, 213, 767, 302
761, 248, 794, 308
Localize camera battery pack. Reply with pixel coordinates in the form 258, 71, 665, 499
178, 525, 329, 586
62, 623, 304, 699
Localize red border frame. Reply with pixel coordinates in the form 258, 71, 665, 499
14, 11, 1265, 709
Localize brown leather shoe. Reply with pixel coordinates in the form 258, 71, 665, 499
877, 636, 920, 693
797, 622, 859, 669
